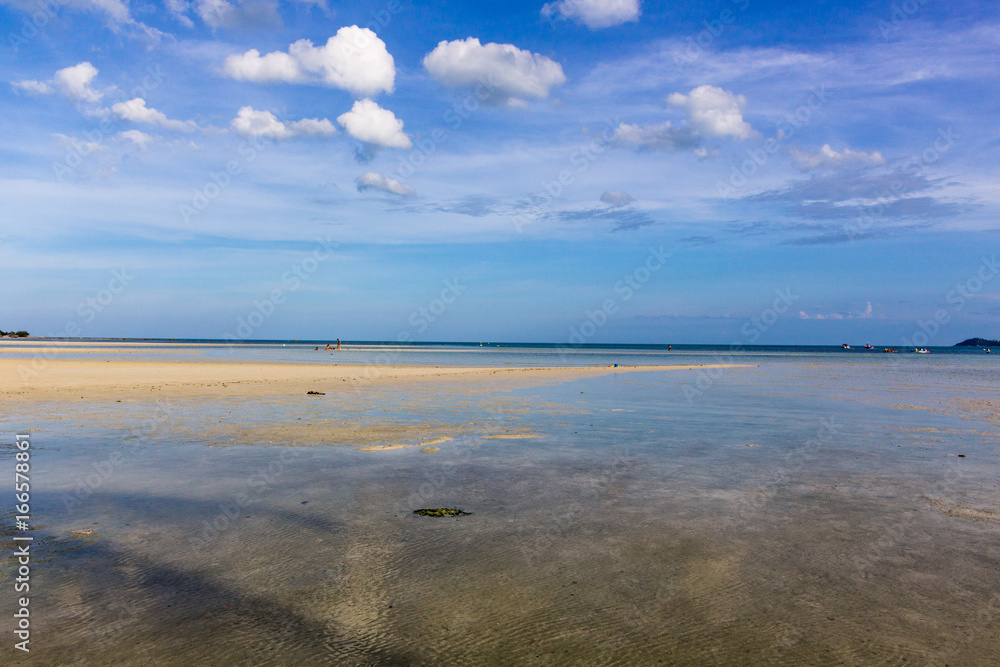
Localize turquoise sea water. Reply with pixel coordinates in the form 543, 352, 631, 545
1, 342, 998, 664
2, 338, 995, 366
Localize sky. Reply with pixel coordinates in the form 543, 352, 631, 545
1, 0, 998, 344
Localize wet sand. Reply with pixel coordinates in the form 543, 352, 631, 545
1, 349, 998, 665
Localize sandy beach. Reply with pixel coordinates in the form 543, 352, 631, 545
0, 347, 750, 402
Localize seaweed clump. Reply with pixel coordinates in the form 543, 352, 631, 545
413, 508, 469, 517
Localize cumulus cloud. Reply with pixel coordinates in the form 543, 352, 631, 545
541, 0, 640, 29
112, 98, 199, 132
117, 129, 156, 149
600, 190, 633, 206
231, 106, 336, 139
791, 144, 887, 170
611, 121, 699, 151
336, 99, 411, 149
11, 62, 105, 103
614, 85, 754, 153
11, 80, 53, 95
222, 48, 303, 83
423, 37, 566, 106
223, 26, 396, 97
356, 172, 415, 196
667, 85, 755, 140
54, 62, 103, 103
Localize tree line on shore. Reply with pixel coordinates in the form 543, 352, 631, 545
0, 330, 29, 337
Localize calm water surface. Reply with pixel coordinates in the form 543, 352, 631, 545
1, 345, 998, 665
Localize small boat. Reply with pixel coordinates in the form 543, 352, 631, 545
864, 343, 874, 350
914, 348, 930, 354
841, 343, 851, 349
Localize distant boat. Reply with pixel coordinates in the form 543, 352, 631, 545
864, 343, 874, 350
914, 348, 930, 354
841, 343, 851, 349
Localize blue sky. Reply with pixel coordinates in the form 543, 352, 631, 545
1, 0, 998, 344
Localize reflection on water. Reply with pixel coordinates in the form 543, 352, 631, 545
2, 358, 999, 665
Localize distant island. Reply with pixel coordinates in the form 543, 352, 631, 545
955, 338, 999, 347
0, 330, 29, 338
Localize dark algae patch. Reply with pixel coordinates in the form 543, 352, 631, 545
413, 508, 469, 517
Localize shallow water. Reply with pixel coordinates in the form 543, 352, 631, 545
2, 353, 999, 665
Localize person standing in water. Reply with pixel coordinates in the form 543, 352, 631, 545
336, 339, 341, 350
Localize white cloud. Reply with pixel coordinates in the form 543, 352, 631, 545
792, 144, 887, 170
222, 48, 304, 83
541, 0, 640, 29
600, 190, 633, 206
11, 80, 53, 95
288, 117, 337, 137
53, 132, 109, 155
611, 121, 699, 151
54, 62, 103, 103
799, 302, 875, 320
2, 0, 163, 42
336, 99, 411, 149
423, 37, 566, 106
356, 172, 415, 196
117, 129, 156, 150
3, 0, 130, 25
667, 85, 754, 140
165, 0, 195, 27
231, 106, 336, 139
223, 26, 395, 97
112, 98, 199, 132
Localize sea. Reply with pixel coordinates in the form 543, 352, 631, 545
1, 340, 998, 665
